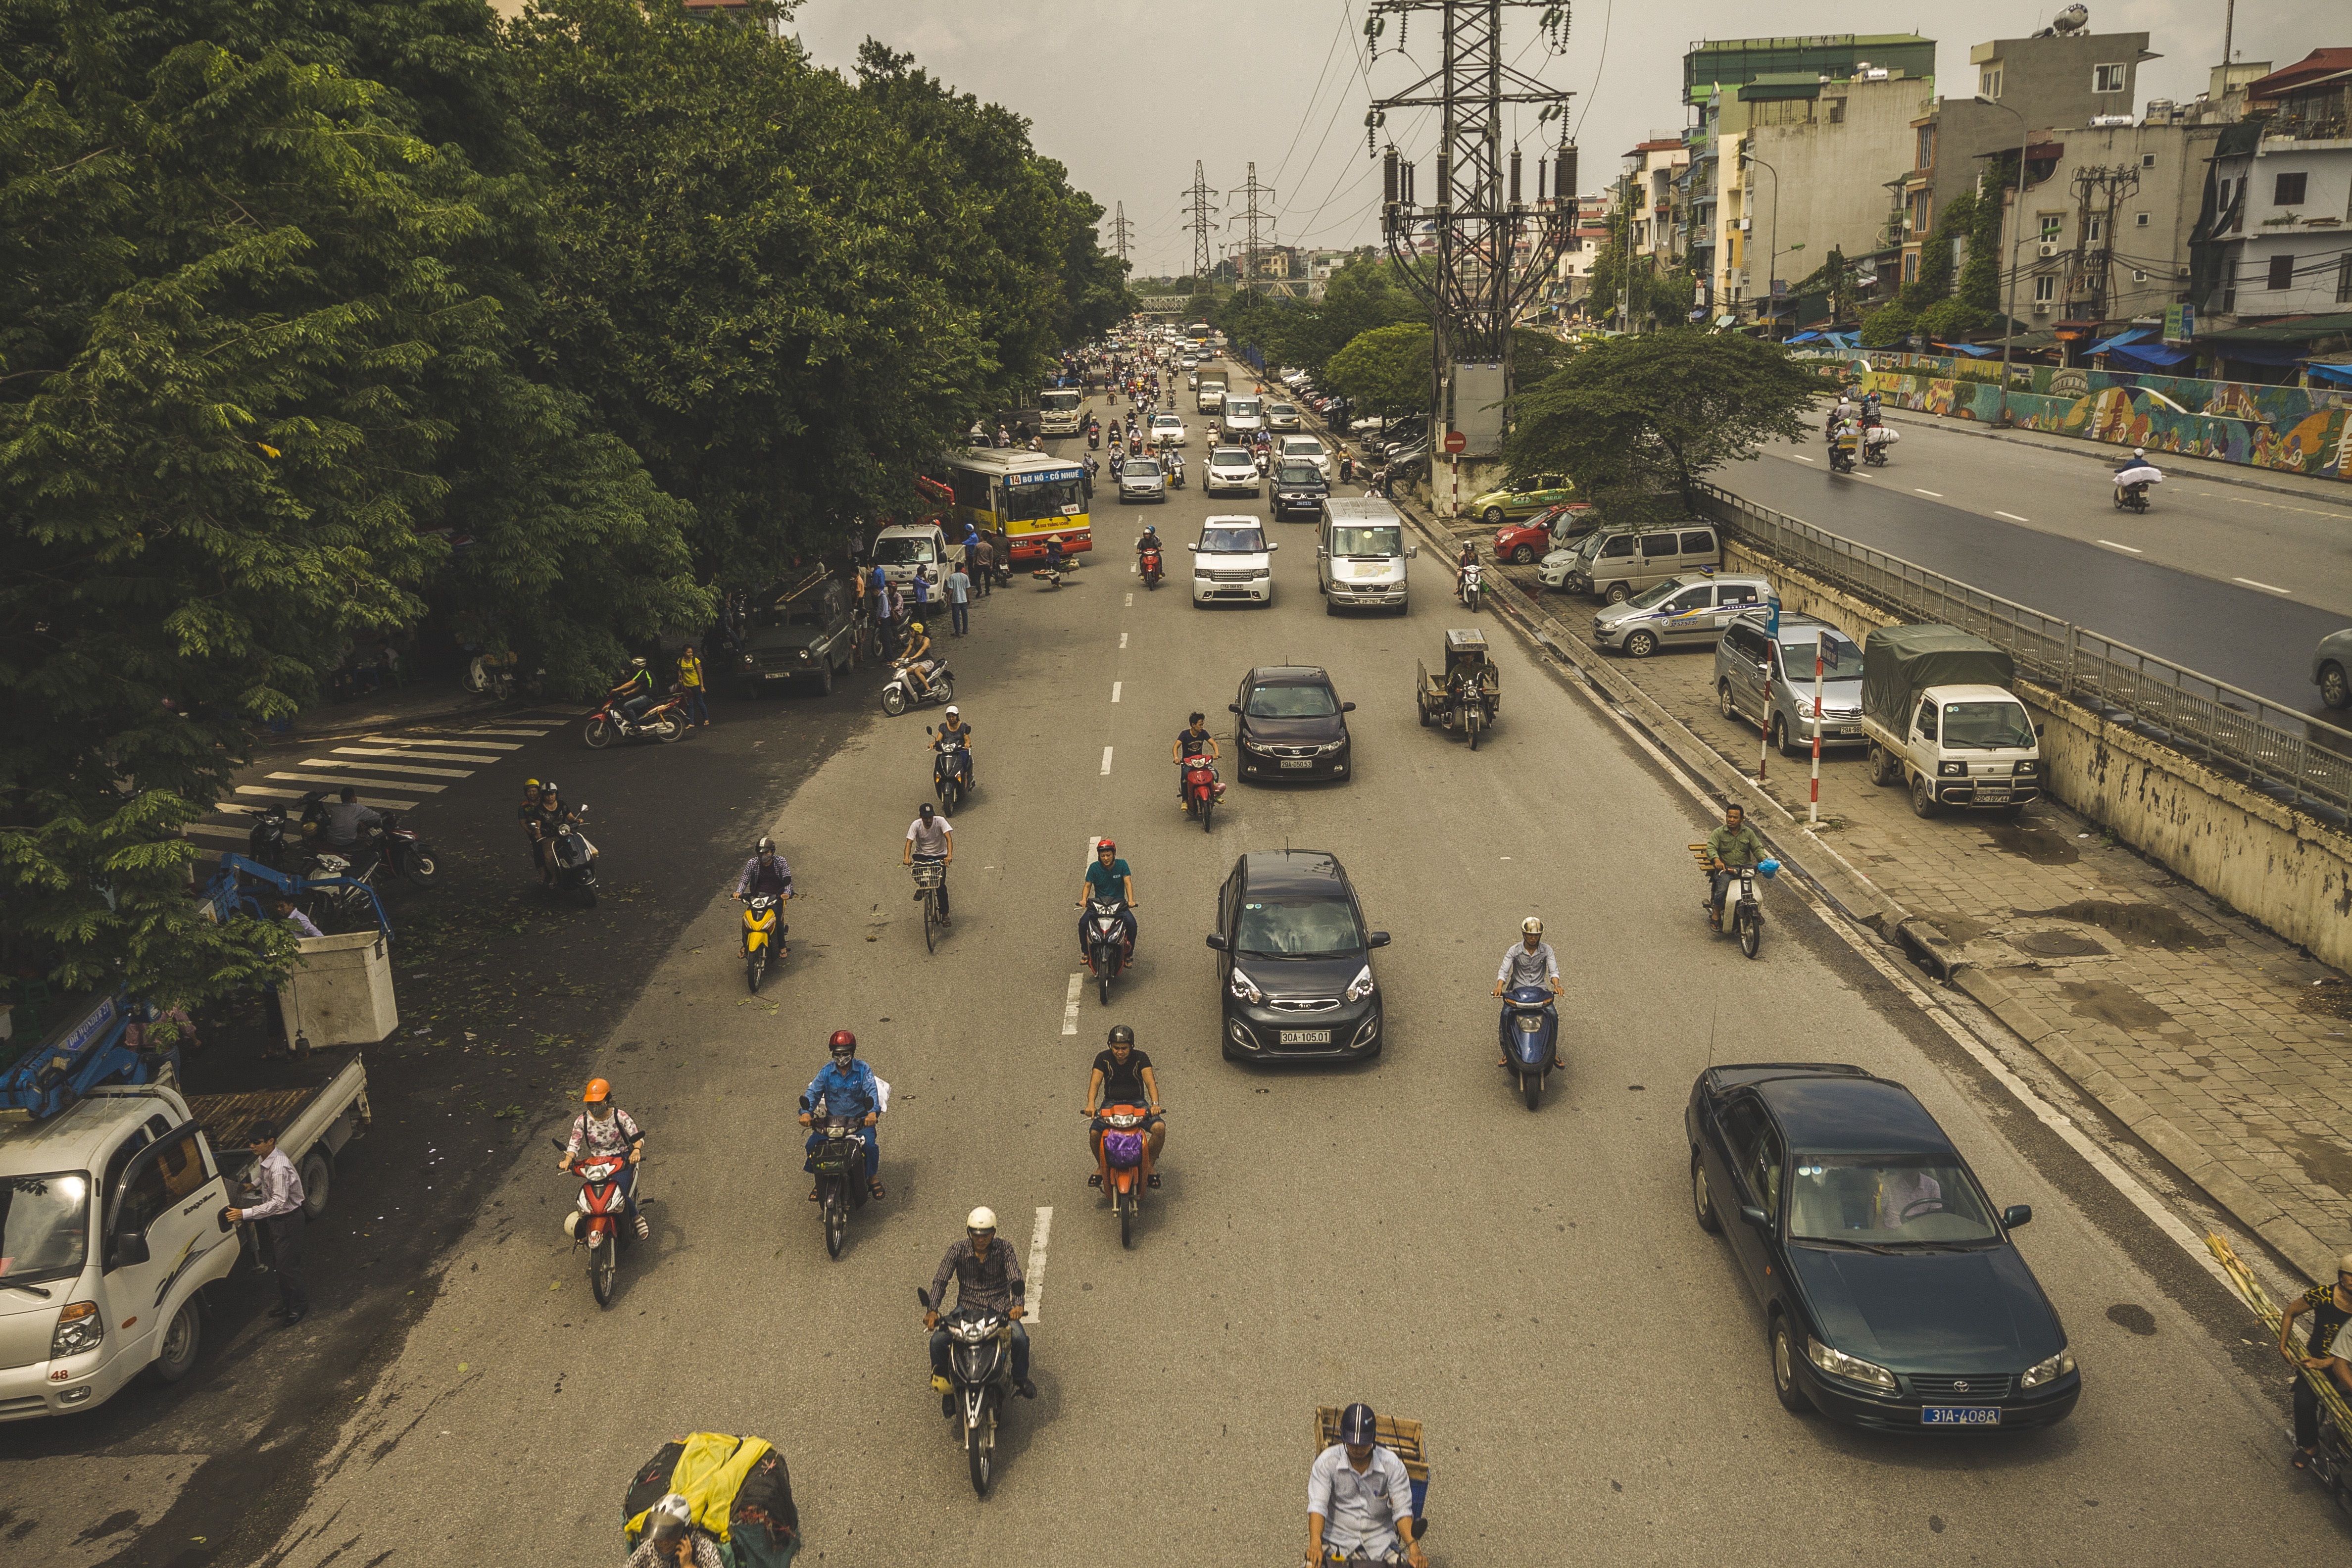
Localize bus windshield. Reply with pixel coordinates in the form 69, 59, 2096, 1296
1004, 475, 1085, 522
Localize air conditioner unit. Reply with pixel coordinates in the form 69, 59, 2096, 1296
2132, 270, 2148, 281
2037, 243, 2060, 257
2032, 301, 2051, 314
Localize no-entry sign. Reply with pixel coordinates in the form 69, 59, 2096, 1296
1442, 430, 1467, 454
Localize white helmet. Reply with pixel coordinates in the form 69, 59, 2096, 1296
1521, 916, 1544, 935
944, 704, 959, 717
966, 1206, 998, 1233
648, 1494, 693, 1541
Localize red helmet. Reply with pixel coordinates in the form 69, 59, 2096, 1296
828, 1029, 857, 1056
1096, 837, 1116, 853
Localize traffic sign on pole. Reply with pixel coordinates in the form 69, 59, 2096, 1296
1442, 430, 1467, 455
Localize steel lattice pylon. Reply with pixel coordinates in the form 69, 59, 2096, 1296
1181, 162, 1220, 283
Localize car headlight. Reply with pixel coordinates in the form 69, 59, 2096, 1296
1318, 738, 1347, 754
1938, 760, 1967, 777
797, 650, 812, 662
1805, 1336, 1896, 1391
2013, 760, 2037, 776
1793, 695, 1814, 717
741, 653, 758, 666
1252, 568, 1271, 579
2019, 1347, 2076, 1389
1346, 964, 1376, 1002
51, 1301, 103, 1359
1228, 966, 1263, 1004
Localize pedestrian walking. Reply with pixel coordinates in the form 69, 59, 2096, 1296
677, 645, 709, 728
970, 533, 994, 596
911, 566, 933, 621
226, 1121, 309, 1325
947, 563, 972, 636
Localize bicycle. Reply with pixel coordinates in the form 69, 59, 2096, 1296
911, 858, 947, 953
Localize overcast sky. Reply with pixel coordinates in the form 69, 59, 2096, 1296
791, 0, 2335, 280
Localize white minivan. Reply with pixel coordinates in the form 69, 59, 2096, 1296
1316, 497, 1415, 615
1191, 515, 1276, 606
1221, 394, 1265, 439
870, 521, 952, 588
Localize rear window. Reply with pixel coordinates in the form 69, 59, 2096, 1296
1679, 530, 1717, 555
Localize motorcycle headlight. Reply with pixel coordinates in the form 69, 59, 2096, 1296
1346, 964, 1375, 1002
50, 1301, 103, 1359
1805, 1336, 1896, 1391
2019, 1347, 2076, 1389
1228, 967, 1263, 1005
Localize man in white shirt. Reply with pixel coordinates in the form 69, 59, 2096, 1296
1306, 1403, 1423, 1566
902, 804, 953, 925
224, 1121, 308, 1325
1491, 915, 1562, 1066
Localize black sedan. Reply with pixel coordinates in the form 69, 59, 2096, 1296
1685, 1063, 2080, 1431
1208, 850, 1387, 1062
1272, 461, 1330, 521
1229, 666, 1353, 783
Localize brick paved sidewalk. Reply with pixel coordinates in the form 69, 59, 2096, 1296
1410, 500, 2352, 1281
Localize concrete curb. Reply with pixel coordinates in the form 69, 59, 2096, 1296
1875, 406, 2352, 510
1377, 484, 2331, 1284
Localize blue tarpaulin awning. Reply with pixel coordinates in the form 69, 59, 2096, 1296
2108, 342, 2196, 372
2307, 359, 2352, 388
2087, 326, 2157, 356
1935, 341, 1994, 357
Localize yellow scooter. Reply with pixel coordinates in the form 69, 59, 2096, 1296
742, 893, 786, 993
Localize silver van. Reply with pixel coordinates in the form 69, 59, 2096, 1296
1541, 524, 1721, 602
1316, 497, 1416, 615
1715, 610, 1869, 755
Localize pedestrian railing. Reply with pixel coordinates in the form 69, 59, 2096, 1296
1693, 483, 2352, 818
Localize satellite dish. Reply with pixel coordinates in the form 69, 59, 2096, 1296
2052, 4, 2088, 34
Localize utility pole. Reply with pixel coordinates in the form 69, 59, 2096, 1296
1231, 162, 1277, 294
1370, 1, 1576, 506
1108, 201, 1135, 271
2066, 164, 2139, 324
1181, 162, 1220, 286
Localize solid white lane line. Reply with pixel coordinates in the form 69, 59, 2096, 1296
1914, 488, 1943, 497
1994, 510, 2030, 523
302, 757, 474, 779
1025, 1207, 1054, 1324
383, 734, 523, 750
1062, 974, 1083, 1036
1791, 454, 1814, 463
2235, 576, 2290, 594
2096, 539, 2144, 554
332, 745, 503, 765
1111, 682, 1123, 703
1100, 746, 1114, 775
262, 773, 430, 798
1120, 633, 1129, 649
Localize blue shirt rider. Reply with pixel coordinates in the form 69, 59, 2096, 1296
800, 1031, 883, 1200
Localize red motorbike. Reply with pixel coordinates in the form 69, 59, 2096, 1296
1094, 1102, 1152, 1249
1180, 754, 1224, 833
583, 689, 687, 748
1140, 543, 1164, 590
554, 1139, 637, 1307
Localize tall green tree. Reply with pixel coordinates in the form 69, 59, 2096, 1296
1325, 323, 1431, 416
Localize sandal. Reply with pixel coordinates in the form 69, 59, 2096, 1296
2295, 1447, 2316, 1470
868, 1180, 885, 1200
1148, 1173, 1161, 1188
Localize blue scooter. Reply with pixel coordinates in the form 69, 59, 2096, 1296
1500, 984, 1560, 1110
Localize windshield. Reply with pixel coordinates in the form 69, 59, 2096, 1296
1942, 701, 2037, 750
1624, 579, 1691, 609
0, 1171, 91, 1286
1270, 403, 1296, 416
1225, 398, 1262, 418
1200, 527, 1266, 553
1781, 630, 1862, 671
1330, 525, 1402, 557
1039, 391, 1080, 412
1004, 475, 1085, 522
1151, 415, 1181, 428
1277, 465, 1323, 485
751, 600, 826, 631
1786, 1156, 2002, 1245
872, 536, 937, 565
1245, 683, 1338, 718
1235, 894, 1364, 959
1211, 447, 1252, 467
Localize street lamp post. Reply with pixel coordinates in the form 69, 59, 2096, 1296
1742, 145, 1781, 333
1618, 153, 1641, 334
1974, 95, 2033, 425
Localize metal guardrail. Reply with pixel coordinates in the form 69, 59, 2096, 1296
1693, 483, 2352, 817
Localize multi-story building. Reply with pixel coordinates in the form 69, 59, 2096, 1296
1626, 137, 1689, 260
1549, 194, 1613, 311
1927, 28, 2159, 236
2200, 50, 2352, 322
1741, 70, 1934, 307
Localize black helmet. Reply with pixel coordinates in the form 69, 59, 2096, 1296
1108, 1024, 1135, 1047
1338, 1402, 1378, 1446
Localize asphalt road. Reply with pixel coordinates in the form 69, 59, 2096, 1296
1722, 427, 2352, 718
159, 391, 2344, 1564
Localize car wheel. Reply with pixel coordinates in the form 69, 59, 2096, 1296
1625, 630, 1658, 659
1605, 582, 1632, 605
1769, 714, 1794, 756
812, 661, 833, 697
150, 1299, 203, 1384
1483, 506, 1505, 525
1868, 743, 1902, 787
1717, 679, 1737, 722
2323, 661, 2351, 710
1769, 1316, 1813, 1414
1909, 774, 1941, 818
1692, 1150, 1721, 1234
1511, 544, 1534, 565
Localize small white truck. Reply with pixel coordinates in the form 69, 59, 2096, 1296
1859, 624, 2045, 819
0, 993, 367, 1421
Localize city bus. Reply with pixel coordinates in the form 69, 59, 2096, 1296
929, 448, 1091, 565
1186, 321, 1213, 348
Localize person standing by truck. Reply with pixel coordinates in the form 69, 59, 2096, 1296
225, 1121, 309, 1325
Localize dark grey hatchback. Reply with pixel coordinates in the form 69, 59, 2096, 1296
1208, 850, 1388, 1062
1686, 1063, 2080, 1431
1230, 666, 1354, 783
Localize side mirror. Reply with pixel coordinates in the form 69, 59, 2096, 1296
1268, 542, 1280, 551
1186, 543, 1199, 552
1738, 1205, 1770, 1231
1205, 933, 1228, 951
2002, 1204, 2033, 1230
110, 1233, 150, 1270
1341, 701, 1357, 713
1367, 931, 1391, 948
1407, 545, 1419, 559
1228, 703, 1242, 715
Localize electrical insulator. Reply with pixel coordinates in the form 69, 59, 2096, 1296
1509, 148, 1522, 205
1402, 160, 1416, 206
1383, 148, 1398, 204
1434, 154, 1450, 205
1558, 144, 1578, 202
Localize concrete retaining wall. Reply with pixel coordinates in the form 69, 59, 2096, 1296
1724, 539, 2352, 972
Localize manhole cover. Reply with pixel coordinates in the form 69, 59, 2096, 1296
2010, 930, 2106, 958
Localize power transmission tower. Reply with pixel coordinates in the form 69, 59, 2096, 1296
1180, 162, 1220, 284
1108, 201, 1134, 270
1368, 1, 1577, 485
1230, 162, 1277, 294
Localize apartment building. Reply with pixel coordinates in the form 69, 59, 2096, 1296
1742, 71, 1933, 304
2199, 50, 2352, 321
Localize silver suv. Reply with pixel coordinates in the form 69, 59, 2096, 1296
1714, 609, 1867, 755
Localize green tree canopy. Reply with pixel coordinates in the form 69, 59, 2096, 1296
1325, 322, 1431, 415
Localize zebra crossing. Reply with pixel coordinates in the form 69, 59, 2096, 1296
183, 713, 578, 855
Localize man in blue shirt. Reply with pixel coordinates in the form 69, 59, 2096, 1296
1075, 838, 1139, 965
799, 1030, 884, 1201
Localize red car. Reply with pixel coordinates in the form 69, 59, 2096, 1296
1492, 503, 1592, 564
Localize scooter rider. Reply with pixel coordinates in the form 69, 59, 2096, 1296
799, 1029, 884, 1202
628, 1493, 723, 1568
531, 781, 593, 886
1703, 801, 1769, 923
1307, 1402, 1426, 1568
608, 656, 657, 727
1076, 838, 1139, 963
558, 1078, 650, 1239
932, 705, 975, 789
735, 836, 792, 959
898, 620, 938, 699
1492, 916, 1563, 1065
1135, 523, 1163, 569
1173, 711, 1220, 804
1084, 1024, 1165, 1189
516, 778, 545, 872
926, 1207, 1035, 1399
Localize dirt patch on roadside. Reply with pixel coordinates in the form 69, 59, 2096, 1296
2009, 929, 2109, 959
2296, 979, 2352, 1021
2056, 979, 2175, 1032
1980, 819, 2082, 865
2013, 899, 2215, 952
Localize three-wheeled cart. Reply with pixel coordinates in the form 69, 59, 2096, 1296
1415, 628, 1500, 750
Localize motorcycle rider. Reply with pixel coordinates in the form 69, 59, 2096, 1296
530, 781, 594, 887
798, 1029, 884, 1202
608, 655, 658, 728
1491, 916, 1564, 1066
1076, 837, 1139, 965
1135, 523, 1164, 575
903, 801, 953, 925
1306, 1403, 1426, 1568
2281, 1253, 2352, 1470
628, 1494, 723, 1568
932, 704, 976, 790
1455, 541, 1479, 603
516, 778, 544, 871
558, 1078, 650, 1239
926, 1207, 1034, 1399
317, 784, 383, 875
1703, 801, 1769, 925
1173, 711, 1221, 805
735, 836, 792, 959
1083, 1024, 1165, 1189
1860, 389, 1882, 428
897, 620, 939, 700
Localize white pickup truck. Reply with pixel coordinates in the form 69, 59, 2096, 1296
0, 1035, 368, 1421
1859, 624, 2044, 819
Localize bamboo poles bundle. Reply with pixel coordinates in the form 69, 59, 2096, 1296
2206, 1231, 2352, 1430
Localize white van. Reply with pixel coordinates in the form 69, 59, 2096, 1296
1221, 394, 1265, 439
870, 522, 952, 587
1316, 497, 1415, 615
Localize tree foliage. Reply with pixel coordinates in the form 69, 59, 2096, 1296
1325, 323, 1431, 415
1505, 330, 1821, 509
1215, 255, 1423, 382
1862, 177, 2003, 347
